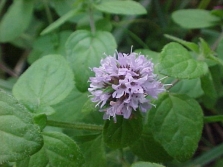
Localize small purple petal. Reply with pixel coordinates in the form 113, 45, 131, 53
88, 50, 166, 120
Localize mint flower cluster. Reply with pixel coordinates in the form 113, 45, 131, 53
88, 51, 165, 120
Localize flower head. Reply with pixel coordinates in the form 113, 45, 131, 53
88, 51, 165, 120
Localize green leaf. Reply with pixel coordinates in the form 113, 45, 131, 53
50, 0, 77, 16
103, 110, 143, 149
65, 30, 117, 92
16, 146, 48, 167
43, 132, 84, 166
159, 42, 208, 79
41, 10, 79, 35
164, 34, 199, 53
0, 78, 14, 93
12, 55, 74, 113
200, 71, 218, 109
130, 128, 172, 163
80, 135, 106, 167
0, 90, 43, 164
0, 0, 34, 42
131, 161, 165, 167
148, 93, 203, 161
94, 0, 147, 15
49, 87, 88, 122
17, 132, 84, 167
81, 99, 97, 113
172, 9, 220, 29
169, 78, 204, 98
35, 105, 55, 115
28, 31, 72, 64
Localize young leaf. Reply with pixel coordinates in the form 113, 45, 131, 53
199, 38, 223, 66
131, 161, 165, 167
159, 42, 208, 79
103, 110, 143, 149
65, 30, 117, 92
148, 93, 203, 161
28, 31, 72, 64
164, 34, 199, 53
94, 0, 147, 15
0, 90, 43, 164
17, 132, 84, 167
0, 0, 34, 42
12, 55, 74, 113
172, 9, 220, 29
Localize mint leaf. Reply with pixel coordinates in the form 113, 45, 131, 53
0, 90, 43, 164
80, 135, 106, 167
94, 1, 146, 15
148, 93, 203, 161
172, 9, 220, 29
43, 132, 84, 166
13, 55, 74, 113
130, 128, 172, 163
103, 111, 143, 149
164, 34, 199, 53
50, 87, 88, 122
16, 147, 48, 167
28, 31, 72, 64
65, 30, 117, 92
17, 132, 84, 167
159, 42, 208, 79
169, 78, 204, 98
199, 38, 223, 66
0, 0, 34, 42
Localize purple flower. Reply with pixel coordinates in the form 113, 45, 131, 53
88, 51, 165, 120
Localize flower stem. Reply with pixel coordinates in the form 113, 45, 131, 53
204, 115, 223, 123
46, 120, 103, 131
89, 5, 96, 34
211, 29, 223, 51
43, 0, 53, 24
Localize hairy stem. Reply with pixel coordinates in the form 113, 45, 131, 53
204, 115, 223, 123
211, 29, 223, 51
89, 6, 96, 34
47, 120, 103, 131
